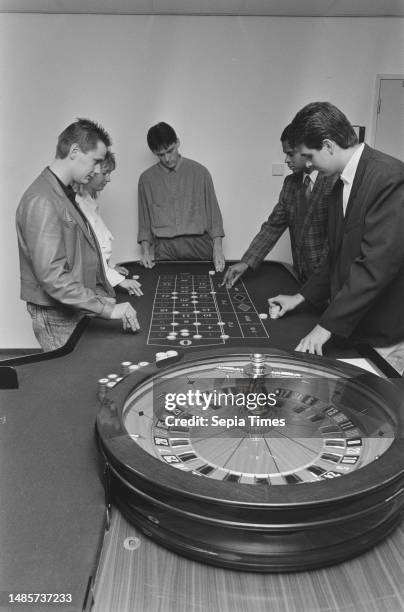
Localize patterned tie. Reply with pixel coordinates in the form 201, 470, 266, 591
303, 174, 312, 201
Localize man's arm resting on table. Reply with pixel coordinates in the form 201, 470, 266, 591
110, 302, 140, 332
139, 240, 155, 268
212, 237, 225, 272
222, 261, 249, 288
222, 188, 291, 288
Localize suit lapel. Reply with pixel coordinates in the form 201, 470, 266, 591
43, 168, 97, 250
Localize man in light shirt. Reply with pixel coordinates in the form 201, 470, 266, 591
223, 124, 336, 289
76, 151, 143, 297
137, 122, 225, 270
269, 102, 404, 370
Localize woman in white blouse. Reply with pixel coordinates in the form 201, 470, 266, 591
75, 151, 142, 297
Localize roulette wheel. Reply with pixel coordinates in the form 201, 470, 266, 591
96, 347, 404, 571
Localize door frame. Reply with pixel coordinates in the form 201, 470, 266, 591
371, 74, 404, 146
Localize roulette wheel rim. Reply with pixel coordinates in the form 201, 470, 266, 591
96, 347, 404, 571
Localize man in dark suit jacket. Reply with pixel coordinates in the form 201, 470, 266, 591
269, 102, 404, 362
16, 118, 139, 351
223, 124, 336, 289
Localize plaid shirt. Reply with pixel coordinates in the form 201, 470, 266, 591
241, 171, 337, 283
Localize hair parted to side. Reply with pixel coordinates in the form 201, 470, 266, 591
280, 124, 292, 143
56, 118, 112, 159
147, 122, 177, 152
289, 102, 358, 150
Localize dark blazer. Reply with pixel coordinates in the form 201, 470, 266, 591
242, 171, 337, 283
16, 168, 115, 316
302, 145, 404, 346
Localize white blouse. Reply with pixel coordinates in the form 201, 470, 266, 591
76, 193, 124, 287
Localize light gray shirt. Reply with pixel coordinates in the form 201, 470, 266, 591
137, 157, 224, 243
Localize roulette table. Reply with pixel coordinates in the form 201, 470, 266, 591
1, 261, 403, 607
97, 346, 404, 572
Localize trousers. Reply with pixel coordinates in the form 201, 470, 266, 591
27, 302, 83, 352
154, 233, 213, 261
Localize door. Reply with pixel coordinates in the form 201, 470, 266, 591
374, 77, 404, 161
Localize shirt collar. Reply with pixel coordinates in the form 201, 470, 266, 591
48, 167, 76, 203
303, 169, 319, 184
340, 143, 365, 186
79, 192, 99, 212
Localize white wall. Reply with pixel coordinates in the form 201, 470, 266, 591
1, 14, 403, 347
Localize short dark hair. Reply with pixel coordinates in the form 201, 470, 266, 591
102, 150, 116, 172
280, 124, 292, 143
56, 118, 112, 159
147, 122, 177, 152
289, 102, 358, 150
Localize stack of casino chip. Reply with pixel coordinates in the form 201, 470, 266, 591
121, 361, 132, 375
269, 303, 281, 319
97, 378, 109, 401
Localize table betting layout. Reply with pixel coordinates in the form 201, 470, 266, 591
148, 269, 268, 348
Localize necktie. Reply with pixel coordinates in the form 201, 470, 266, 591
296, 175, 312, 257
303, 175, 312, 201
334, 177, 344, 210
333, 177, 345, 249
